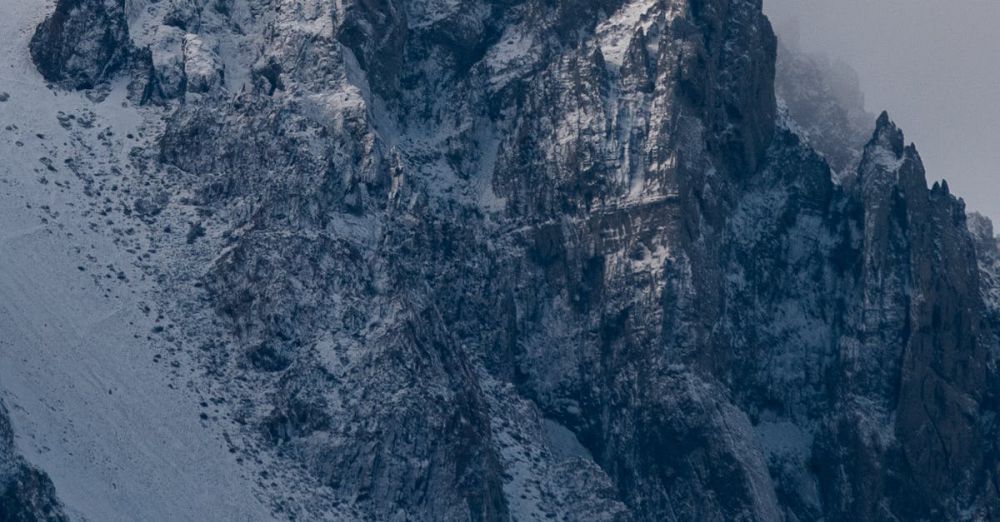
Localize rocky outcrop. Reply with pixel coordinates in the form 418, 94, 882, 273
29, 0, 131, 90
0, 402, 67, 522
827, 115, 994, 520
970, 212, 1000, 363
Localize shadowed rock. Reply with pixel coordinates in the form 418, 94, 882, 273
29, 0, 131, 90
0, 401, 67, 522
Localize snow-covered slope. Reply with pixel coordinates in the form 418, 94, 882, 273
0, 1, 271, 520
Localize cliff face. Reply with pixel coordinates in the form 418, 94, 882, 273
21, 0, 1000, 520
0, 402, 67, 522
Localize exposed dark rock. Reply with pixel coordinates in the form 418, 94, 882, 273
0, 402, 67, 522
29, 0, 132, 90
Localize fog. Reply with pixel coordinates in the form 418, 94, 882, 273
764, 0, 1000, 226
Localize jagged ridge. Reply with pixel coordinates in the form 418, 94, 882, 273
18, 0, 1000, 520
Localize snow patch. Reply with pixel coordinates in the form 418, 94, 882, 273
595, 0, 666, 69
0, 1, 271, 519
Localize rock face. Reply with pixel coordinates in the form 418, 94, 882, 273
0, 402, 67, 522
970, 212, 1000, 361
24, 0, 1000, 520
29, 0, 132, 89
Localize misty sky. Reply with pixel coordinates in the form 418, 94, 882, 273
764, 0, 1000, 226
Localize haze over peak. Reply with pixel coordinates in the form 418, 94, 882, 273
766, 0, 1000, 226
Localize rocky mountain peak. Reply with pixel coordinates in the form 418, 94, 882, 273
4, 0, 999, 520
857, 111, 930, 203
872, 110, 905, 156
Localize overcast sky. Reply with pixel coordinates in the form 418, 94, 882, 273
764, 0, 1000, 226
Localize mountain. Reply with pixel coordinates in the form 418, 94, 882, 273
1, 0, 999, 520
